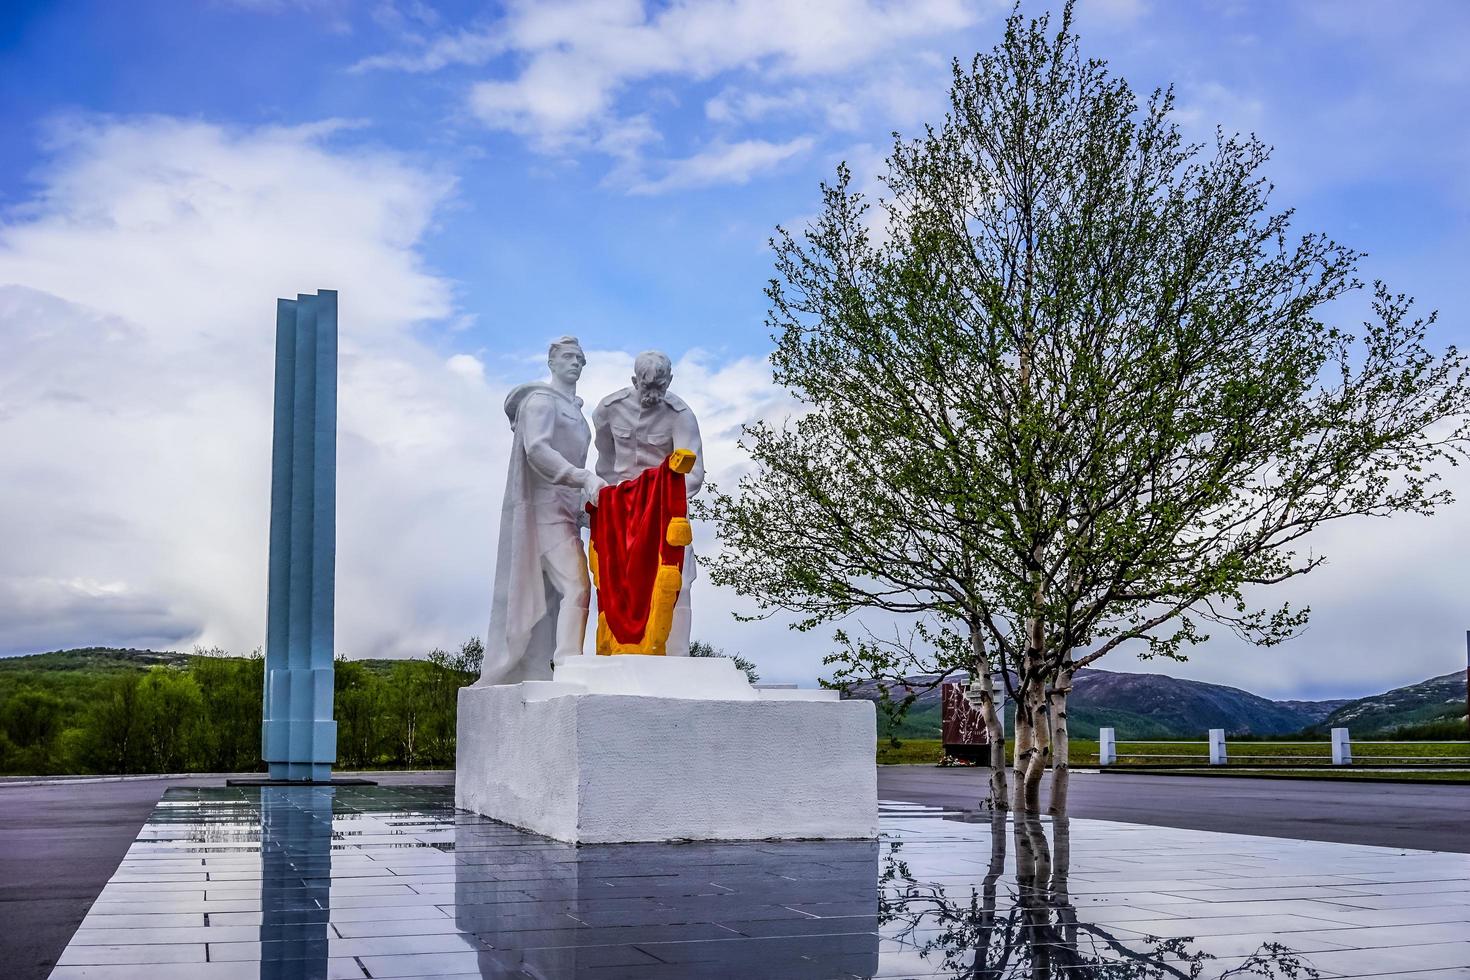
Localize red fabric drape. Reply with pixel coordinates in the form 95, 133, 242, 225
588, 458, 687, 646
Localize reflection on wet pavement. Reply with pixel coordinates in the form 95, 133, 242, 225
48, 787, 1470, 978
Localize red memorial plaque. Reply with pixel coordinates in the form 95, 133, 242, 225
941, 682, 989, 763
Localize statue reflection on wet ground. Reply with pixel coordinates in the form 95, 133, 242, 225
59, 785, 1468, 979
452, 822, 881, 977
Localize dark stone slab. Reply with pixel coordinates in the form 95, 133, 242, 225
224, 777, 377, 786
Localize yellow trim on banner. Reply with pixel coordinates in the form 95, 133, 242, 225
665, 517, 692, 547
596, 562, 683, 655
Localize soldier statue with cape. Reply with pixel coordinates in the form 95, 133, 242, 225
477, 336, 604, 686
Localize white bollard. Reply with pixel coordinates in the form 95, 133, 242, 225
1208, 728, 1227, 765
1331, 727, 1352, 766
1098, 727, 1116, 766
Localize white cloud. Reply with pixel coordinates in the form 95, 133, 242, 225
445, 352, 485, 381
627, 137, 815, 195
369, 0, 441, 35
470, 54, 620, 141
1172, 80, 1266, 142
361, 0, 978, 154
355, 28, 504, 73
705, 88, 813, 125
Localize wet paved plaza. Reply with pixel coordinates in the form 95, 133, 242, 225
47, 786, 1470, 978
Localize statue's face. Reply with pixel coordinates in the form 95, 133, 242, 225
633, 367, 671, 407
549, 346, 585, 385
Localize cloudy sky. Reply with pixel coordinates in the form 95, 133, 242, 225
1, 0, 1467, 701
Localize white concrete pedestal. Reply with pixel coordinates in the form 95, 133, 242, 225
455, 656, 877, 843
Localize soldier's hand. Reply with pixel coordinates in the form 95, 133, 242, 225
580, 472, 607, 508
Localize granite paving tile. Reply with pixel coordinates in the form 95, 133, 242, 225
468, 921, 743, 949
1124, 898, 1380, 920
1290, 905, 1470, 927
1302, 942, 1470, 975
72, 912, 206, 929
331, 915, 478, 938
65, 924, 263, 946
328, 902, 453, 923
1109, 912, 1370, 939
712, 913, 881, 938
1285, 923, 1470, 950
54, 942, 208, 965
49, 963, 267, 979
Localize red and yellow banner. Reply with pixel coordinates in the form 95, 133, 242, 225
587, 450, 695, 655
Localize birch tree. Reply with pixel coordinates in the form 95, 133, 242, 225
700, 2, 1470, 813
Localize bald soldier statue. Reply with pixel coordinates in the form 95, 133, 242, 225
592, 351, 704, 656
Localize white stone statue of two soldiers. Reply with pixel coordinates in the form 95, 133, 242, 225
592, 350, 704, 657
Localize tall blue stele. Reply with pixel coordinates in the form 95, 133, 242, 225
262, 290, 338, 782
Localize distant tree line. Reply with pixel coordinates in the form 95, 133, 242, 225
0, 640, 483, 776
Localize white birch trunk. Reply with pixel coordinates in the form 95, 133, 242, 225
1021, 678, 1048, 812
1048, 663, 1074, 815
968, 628, 1009, 810
1016, 606, 1049, 812
1010, 694, 1035, 812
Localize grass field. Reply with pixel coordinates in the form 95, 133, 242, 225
1110, 740, 1470, 765
1102, 768, 1470, 784
876, 738, 1470, 769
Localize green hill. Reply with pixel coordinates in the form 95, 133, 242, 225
0, 646, 408, 675
1309, 670, 1468, 736
0, 646, 194, 674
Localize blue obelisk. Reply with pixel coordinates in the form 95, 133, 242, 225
261, 290, 338, 782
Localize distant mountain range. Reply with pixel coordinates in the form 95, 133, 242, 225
849, 665, 1467, 740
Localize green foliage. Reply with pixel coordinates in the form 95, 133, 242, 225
876, 738, 1104, 766
877, 738, 946, 765
331, 636, 483, 770
1386, 719, 1470, 740
0, 639, 486, 776
76, 672, 146, 773
688, 639, 760, 683
0, 688, 68, 773
335, 657, 383, 770
190, 648, 264, 771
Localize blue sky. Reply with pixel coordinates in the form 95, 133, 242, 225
2, 0, 1468, 700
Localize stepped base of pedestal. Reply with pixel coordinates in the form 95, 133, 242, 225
226, 777, 378, 787
455, 656, 876, 843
